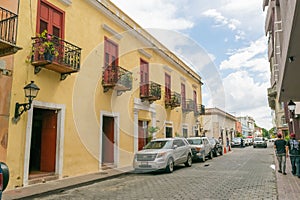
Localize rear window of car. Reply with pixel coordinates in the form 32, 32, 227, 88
187, 139, 202, 145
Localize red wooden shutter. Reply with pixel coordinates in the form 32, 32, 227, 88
165, 73, 171, 101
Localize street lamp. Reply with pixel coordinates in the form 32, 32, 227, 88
288, 100, 296, 135
13, 81, 40, 122
288, 100, 296, 118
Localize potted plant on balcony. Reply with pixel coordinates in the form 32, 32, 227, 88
26, 30, 59, 63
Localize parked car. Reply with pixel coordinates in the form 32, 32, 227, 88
253, 137, 267, 148
133, 138, 192, 173
187, 137, 213, 162
231, 137, 242, 147
209, 138, 223, 157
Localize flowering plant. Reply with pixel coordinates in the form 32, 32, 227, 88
26, 30, 59, 63
36, 30, 59, 57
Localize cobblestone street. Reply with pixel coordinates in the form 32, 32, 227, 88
34, 144, 277, 200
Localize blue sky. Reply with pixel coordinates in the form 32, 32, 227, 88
110, 0, 272, 129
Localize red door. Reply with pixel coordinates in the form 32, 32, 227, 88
140, 59, 149, 96
40, 110, 57, 172
104, 38, 118, 84
138, 121, 148, 150
102, 116, 114, 163
38, 1, 64, 37
165, 73, 171, 101
181, 84, 186, 109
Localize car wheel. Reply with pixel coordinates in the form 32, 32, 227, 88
213, 151, 218, 157
209, 151, 213, 159
219, 149, 223, 155
253, 146, 256, 148
166, 158, 174, 173
185, 154, 192, 167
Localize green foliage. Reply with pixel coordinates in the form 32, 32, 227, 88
262, 128, 270, 138
147, 126, 159, 141
236, 132, 242, 137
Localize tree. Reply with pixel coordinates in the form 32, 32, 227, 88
147, 126, 159, 141
262, 128, 270, 138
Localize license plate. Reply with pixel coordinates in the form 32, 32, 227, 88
141, 162, 148, 165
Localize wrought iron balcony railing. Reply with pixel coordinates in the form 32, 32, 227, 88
165, 91, 181, 109
30, 35, 81, 80
194, 104, 205, 116
102, 65, 132, 96
0, 6, 21, 57
140, 81, 161, 103
182, 99, 195, 113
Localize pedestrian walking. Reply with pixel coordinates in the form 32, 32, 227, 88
286, 133, 300, 178
274, 133, 287, 175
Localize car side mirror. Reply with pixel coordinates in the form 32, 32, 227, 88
173, 145, 178, 149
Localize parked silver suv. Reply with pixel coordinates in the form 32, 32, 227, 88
187, 137, 213, 162
133, 138, 192, 173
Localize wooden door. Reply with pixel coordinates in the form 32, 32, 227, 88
40, 110, 57, 172
138, 121, 148, 150
38, 1, 64, 37
104, 38, 118, 84
165, 73, 171, 101
140, 59, 149, 96
102, 116, 114, 163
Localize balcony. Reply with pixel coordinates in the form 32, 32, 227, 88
165, 91, 181, 109
0, 7, 21, 57
194, 104, 205, 116
102, 65, 132, 96
140, 81, 161, 103
182, 99, 194, 113
30, 35, 81, 80
268, 87, 277, 110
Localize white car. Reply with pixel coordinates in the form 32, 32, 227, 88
187, 137, 213, 162
133, 138, 192, 173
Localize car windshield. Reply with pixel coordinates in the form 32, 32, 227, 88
143, 140, 173, 149
254, 138, 263, 141
187, 139, 202, 145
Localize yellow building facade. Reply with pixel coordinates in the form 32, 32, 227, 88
2, 0, 204, 189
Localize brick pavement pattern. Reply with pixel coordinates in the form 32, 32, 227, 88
4, 142, 300, 200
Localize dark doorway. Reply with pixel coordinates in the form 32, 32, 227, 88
102, 116, 115, 164
166, 127, 173, 138
29, 108, 57, 175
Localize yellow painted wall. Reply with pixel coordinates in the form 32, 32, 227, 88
6, 0, 203, 189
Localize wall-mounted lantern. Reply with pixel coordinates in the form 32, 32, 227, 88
288, 100, 296, 118
13, 81, 40, 122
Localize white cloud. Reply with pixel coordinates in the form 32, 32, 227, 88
220, 37, 268, 72
202, 9, 240, 31
110, 0, 194, 30
222, 71, 272, 129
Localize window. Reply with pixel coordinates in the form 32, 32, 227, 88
37, 0, 64, 38
165, 73, 171, 100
